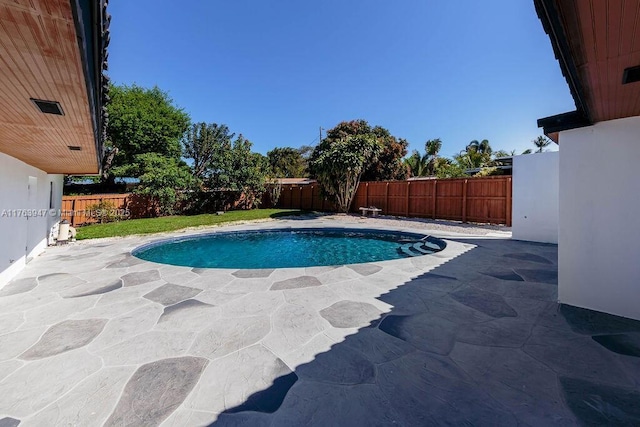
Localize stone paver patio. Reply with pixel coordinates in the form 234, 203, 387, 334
0, 215, 639, 426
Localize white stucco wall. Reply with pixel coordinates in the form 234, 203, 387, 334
512, 151, 559, 244
559, 115, 640, 320
0, 153, 63, 287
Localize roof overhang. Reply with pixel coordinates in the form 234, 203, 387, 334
0, 0, 109, 174
537, 110, 591, 135
534, 0, 640, 141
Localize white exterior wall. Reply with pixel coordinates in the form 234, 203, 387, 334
512, 151, 559, 244
0, 152, 63, 287
559, 115, 640, 320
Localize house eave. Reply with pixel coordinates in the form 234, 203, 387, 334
534, 0, 591, 119
70, 0, 110, 175
537, 110, 592, 137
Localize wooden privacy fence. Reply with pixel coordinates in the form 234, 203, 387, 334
62, 191, 259, 226
61, 194, 155, 226
276, 176, 512, 225
63, 176, 512, 226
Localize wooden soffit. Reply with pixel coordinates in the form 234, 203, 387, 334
0, 0, 99, 174
538, 0, 640, 138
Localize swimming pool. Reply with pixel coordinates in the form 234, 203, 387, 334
132, 228, 446, 269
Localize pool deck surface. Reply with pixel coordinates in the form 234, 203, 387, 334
0, 215, 639, 426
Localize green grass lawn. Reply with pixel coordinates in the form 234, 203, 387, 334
76, 209, 306, 240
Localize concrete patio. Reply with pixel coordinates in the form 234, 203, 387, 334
0, 216, 638, 426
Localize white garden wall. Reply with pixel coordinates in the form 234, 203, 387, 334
512, 151, 559, 244
559, 115, 640, 320
0, 152, 63, 287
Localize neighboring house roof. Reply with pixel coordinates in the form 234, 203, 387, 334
407, 176, 437, 181
275, 178, 317, 185
464, 157, 513, 176
535, 0, 640, 140
0, 0, 109, 174
464, 165, 513, 175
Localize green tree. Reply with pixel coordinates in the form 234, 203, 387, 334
298, 145, 314, 161
424, 138, 442, 175
267, 147, 307, 177
490, 150, 514, 170
521, 149, 533, 155
493, 150, 511, 159
404, 150, 430, 177
310, 135, 382, 213
455, 139, 493, 169
106, 84, 190, 179
319, 120, 408, 181
533, 135, 552, 153
473, 167, 503, 177
183, 122, 235, 180
112, 153, 193, 216
435, 160, 467, 179
206, 135, 268, 209
404, 138, 443, 177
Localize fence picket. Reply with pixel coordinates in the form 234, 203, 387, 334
274, 176, 511, 225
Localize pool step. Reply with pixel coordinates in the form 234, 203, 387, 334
423, 241, 441, 251
412, 242, 434, 254
398, 242, 436, 258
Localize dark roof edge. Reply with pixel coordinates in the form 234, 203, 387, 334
537, 110, 591, 134
534, 0, 592, 130
70, 0, 110, 175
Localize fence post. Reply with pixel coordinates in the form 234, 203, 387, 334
432, 180, 437, 220
71, 198, 77, 227
506, 177, 512, 226
365, 182, 369, 207
310, 185, 315, 211
406, 181, 410, 217
385, 182, 389, 213
462, 179, 468, 223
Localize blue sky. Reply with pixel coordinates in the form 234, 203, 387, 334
108, 0, 573, 157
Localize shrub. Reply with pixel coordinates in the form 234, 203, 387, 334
85, 200, 125, 224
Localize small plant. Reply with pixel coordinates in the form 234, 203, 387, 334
86, 200, 126, 224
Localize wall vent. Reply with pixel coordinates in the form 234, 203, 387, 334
622, 65, 640, 84
30, 99, 64, 115
68, 146, 82, 151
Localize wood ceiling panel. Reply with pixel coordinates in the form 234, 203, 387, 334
607, 1, 622, 57
556, 0, 640, 123
618, 1, 638, 55
0, 0, 99, 174
591, 0, 608, 62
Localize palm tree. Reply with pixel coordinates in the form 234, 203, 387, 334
493, 150, 511, 159
521, 149, 533, 155
456, 139, 493, 169
533, 135, 551, 153
404, 150, 429, 177
404, 138, 443, 177
425, 138, 442, 175
467, 139, 492, 156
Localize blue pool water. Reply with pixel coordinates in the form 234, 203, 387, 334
133, 228, 445, 269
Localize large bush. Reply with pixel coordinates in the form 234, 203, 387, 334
310, 135, 381, 213
315, 120, 408, 181
112, 153, 194, 216
105, 84, 190, 179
